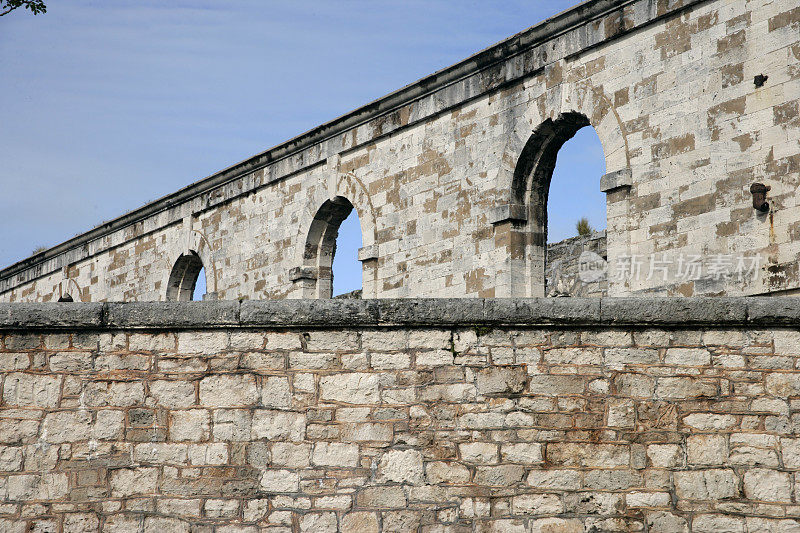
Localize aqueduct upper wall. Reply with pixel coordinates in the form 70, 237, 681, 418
1, 0, 798, 302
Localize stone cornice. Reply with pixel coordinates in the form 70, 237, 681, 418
0, 297, 796, 330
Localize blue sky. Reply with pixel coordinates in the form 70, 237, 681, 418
0, 0, 606, 298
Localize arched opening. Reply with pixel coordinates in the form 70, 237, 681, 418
511, 112, 607, 297
332, 209, 363, 298
301, 196, 364, 299
57, 294, 74, 302
166, 252, 205, 301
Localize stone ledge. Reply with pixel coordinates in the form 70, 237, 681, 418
0, 297, 798, 330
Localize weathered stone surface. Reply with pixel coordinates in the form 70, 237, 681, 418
377, 450, 424, 484
319, 373, 379, 404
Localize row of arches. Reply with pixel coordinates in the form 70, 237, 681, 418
163, 112, 609, 301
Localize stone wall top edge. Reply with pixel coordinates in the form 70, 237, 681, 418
0, 0, 700, 286
0, 297, 797, 331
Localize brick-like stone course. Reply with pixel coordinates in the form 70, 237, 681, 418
0, 299, 798, 531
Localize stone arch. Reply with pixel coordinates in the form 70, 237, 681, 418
291, 171, 378, 298
52, 278, 82, 302
493, 80, 628, 198
164, 229, 217, 301
491, 78, 629, 297
166, 251, 205, 301
295, 196, 357, 299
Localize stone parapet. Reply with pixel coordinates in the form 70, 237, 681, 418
2, 298, 800, 530
1, 297, 798, 330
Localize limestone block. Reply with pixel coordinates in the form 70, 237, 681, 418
682, 413, 737, 430
355, 486, 407, 508
474, 465, 525, 486
529, 518, 583, 533
261, 376, 291, 408
460, 442, 498, 464
426, 461, 470, 484
49, 351, 92, 372
260, 469, 299, 492
129, 332, 175, 352
664, 348, 712, 366
110, 468, 158, 497
691, 514, 745, 533
674, 469, 739, 500
299, 512, 338, 533
176, 331, 228, 355
199, 374, 258, 407
500, 443, 544, 464
42, 411, 92, 443
271, 442, 311, 468
312, 442, 359, 467
607, 399, 635, 428
547, 443, 629, 468
687, 435, 728, 465
647, 444, 683, 468
252, 410, 305, 440
743, 468, 792, 502
188, 443, 228, 465
63, 513, 100, 533
205, 499, 239, 518
170, 409, 210, 442
544, 347, 603, 365
212, 409, 252, 441
143, 517, 190, 533
83, 381, 144, 407
341, 512, 379, 533
149, 380, 195, 408
645, 512, 689, 533
415, 350, 454, 366
604, 348, 659, 368
0, 445, 23, 472
512, 494, 562, 515
319, 373, 379, 404
476, 366, 526, 394
94, 410, 124, 440
766, 373, 800, 396
625, 491, 670, 508
133, 443, 188, 465
527, 469, 582, 491
2, 373, 61, 408
0, 352, 29, 371
378, 449, 424, 484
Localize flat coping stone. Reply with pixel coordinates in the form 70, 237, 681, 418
0, 297, 796, 330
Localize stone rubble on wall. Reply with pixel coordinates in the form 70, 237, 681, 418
0, 299, 800, 531
545, 231, 607, 297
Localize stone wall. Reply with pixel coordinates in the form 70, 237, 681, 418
545, 231, 608, 297
2, 298, 800, 531
2, 0, 798, 303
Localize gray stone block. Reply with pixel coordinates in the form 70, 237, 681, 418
600, 297, 748, 325
241, 299, 379, 326
747, 298, 800, 325
0, 302, 104, 329
106, 301, 240, 328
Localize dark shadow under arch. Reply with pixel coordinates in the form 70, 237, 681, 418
510, 112, 605, 297
166, 251, 205, 301
303, 196, 357, 299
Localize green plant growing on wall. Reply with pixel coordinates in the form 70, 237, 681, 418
576, 217, 594, 237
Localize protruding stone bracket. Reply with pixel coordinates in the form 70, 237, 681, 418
289, 266, 318, 282
599, 168, 633, 193
490, 204, 528, 225
358, 245, 379, 262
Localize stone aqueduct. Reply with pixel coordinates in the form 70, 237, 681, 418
1, 0, 799, 302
